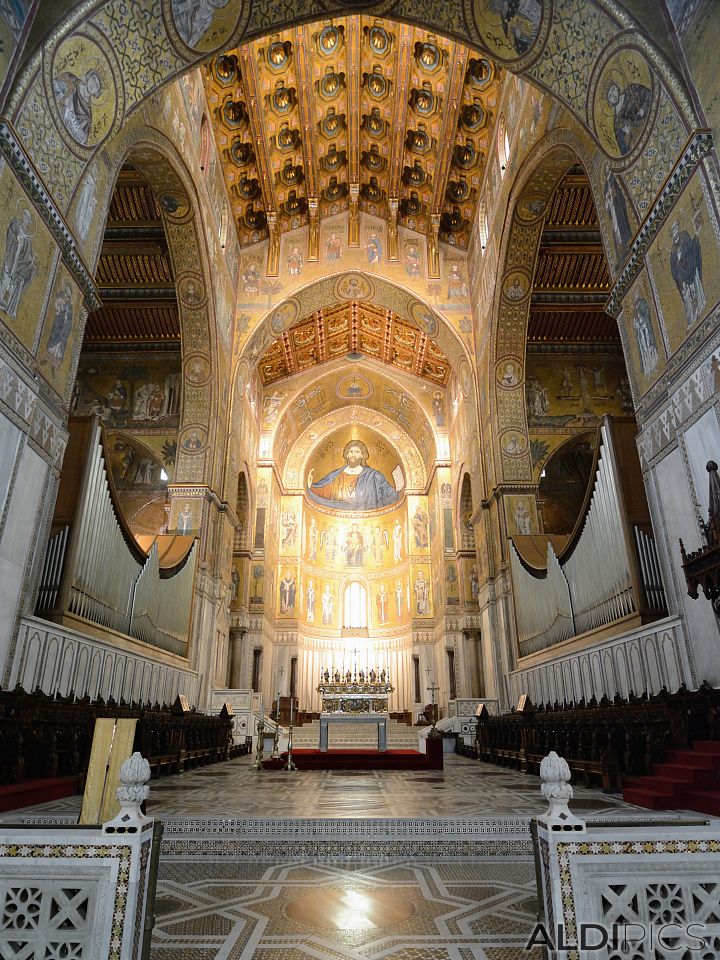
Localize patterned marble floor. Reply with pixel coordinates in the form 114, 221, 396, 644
151, 857, 544, 960
12, 754, 638, 819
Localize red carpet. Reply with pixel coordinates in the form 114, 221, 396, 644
0, 775, 83, 813
264, 740, 443, 771
623, 741, 720, 815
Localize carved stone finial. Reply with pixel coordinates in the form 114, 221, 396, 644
102, 751, 152, 834
538, 751, 586, 833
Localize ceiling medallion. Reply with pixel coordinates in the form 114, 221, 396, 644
414, 38, 445, 74
365, 22, 392, 58
361, 144, 387, 173
360, 176, 385, 203
217, 96, 247, 129
277, 159, 304, 187
319, 106, 347, 139
316, 23, 345, 57
405, 123, 433, 155
213, 54, 239, 85
460, 97, 487, 132
362, 107, 388, 138
466, 56, 493, 90
323, 176, 349, 203
452, 138, 478, 170
228, 139, 255, 167
400, 191, 423, 218
243, 204, 267, 232
440, 206, 467, 236
446, 176, 471, 203
266, 80, 297, 115
265, 37, 292, 71
272, 121, 301, 153
320, 144, 348, 172
409, 81, 436, 116
282, 189, 308, 218
402, 160, 429, 188
318, 66, 346, 100
233, 176, 261, 201
363, 65, 389, 99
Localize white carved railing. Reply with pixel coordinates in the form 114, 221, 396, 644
534, 753, 720, 960
9, 615, 200, 705
447, 698, 499, 717
508, 615, 688, 707
0, 753, 159, 960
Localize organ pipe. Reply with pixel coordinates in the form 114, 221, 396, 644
510, 419, 666, 656
38, 418, 196, 655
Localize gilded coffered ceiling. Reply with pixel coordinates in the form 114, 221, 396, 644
203, 17, 502, 251
257, 300, 450, 387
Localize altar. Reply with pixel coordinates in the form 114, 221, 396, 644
316, 670, 394, 753
319, 713, 388, 752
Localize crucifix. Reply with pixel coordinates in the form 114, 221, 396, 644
272, 665, 284, 758
426, 666, 441, 738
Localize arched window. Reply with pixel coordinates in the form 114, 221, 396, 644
478, 196, 488, 253
199, 114, 211, 174
343, 581, 368, 629
497, 114, 509, 175
220, 200, 229, 249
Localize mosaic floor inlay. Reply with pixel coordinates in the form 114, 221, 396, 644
150, 858, 546, 960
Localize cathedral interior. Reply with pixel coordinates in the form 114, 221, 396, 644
1, 1, 720, 957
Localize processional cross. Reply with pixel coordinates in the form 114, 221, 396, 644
426, 666, 440, 738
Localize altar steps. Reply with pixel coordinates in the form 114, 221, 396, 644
292, 718, 421, 750
273, 740, 443, 771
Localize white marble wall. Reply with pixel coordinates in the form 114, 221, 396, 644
0, 431, 50, 686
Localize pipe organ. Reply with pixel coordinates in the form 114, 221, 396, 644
36, 418, 196, 656
510, 419, 667, 657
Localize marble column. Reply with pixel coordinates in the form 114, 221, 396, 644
228, 628, 245, 688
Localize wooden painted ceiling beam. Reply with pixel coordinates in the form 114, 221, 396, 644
97, 288, 176, 304
239, 42, 276, 217
101, 240, 167, 257
387, 23, 412, 204
539, 242, 604, 255
431, 42, 468, 216
295, 25, 318, 202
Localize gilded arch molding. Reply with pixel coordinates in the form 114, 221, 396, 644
81, 123, 222, 489
238, 270, 471, 370
490, 130, 601, 485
